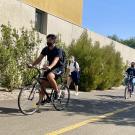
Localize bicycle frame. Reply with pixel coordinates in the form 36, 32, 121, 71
125, 75, 135, 97
31, 67, 64, 102
127, 82, 132, 92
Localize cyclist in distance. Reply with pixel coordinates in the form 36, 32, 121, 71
126, 62, 135, 94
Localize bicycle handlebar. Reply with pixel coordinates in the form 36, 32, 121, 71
26, 64, 50, 74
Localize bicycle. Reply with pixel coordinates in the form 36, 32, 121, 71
124, 75, 135, 99
18, 67, 70, 115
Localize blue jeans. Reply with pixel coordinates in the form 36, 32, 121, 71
130, 79, 134, 92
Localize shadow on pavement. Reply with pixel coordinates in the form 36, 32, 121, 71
0, 107, 22, 116
98, 106, 135, 127
0, 95, 135, 127
96, 94, 124, 100
64, 98, 135, 127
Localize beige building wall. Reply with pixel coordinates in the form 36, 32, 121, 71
0, 0, 46, 66
0, 0, 35, 29
47, 14, 135, 63
0, 0, 46, 48
47, 14, 84, 44
0, 0, 134, 64
88, 31, 135, 63
23, 0, 83, 25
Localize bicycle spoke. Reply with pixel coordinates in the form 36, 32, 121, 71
18, 81, 40, 115
52, 85, 70, 111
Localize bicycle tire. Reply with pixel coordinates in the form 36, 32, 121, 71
51, 84, 70, 111
18, 78, 40, 115
124, 86, 131, 99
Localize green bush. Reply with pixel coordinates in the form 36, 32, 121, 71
0, 24, 41, 91
69, 31, 124, 91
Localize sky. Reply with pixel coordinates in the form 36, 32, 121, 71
83, 0, 135, 39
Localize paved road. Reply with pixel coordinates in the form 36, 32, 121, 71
0, 88, 135, 135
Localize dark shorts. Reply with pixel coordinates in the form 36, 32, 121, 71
40, 68, 63, 80
70, 71, 80, 85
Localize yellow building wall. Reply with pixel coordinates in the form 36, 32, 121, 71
23, 0, 83, 26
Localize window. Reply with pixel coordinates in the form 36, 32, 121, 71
35, 9, 47, 34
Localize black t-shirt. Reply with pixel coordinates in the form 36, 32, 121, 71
41, 46, 63, 70
126, 67, 135, 76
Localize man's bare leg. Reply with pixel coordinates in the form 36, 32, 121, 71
47, 72, 58, 92
38, 80, 48, 104
47, 72, 62, 99
36, 80, 48, 112
75, 85, 79, 96
67, 76, 72, 88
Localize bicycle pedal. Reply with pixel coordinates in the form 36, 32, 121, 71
41, 99, 50, 105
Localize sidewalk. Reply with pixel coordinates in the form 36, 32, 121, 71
0, 86, 125, 101
0, 88, 20, 101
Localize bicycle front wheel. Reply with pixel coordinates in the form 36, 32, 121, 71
52, 84, 70, 111
18, 80, 40, 115
124, 86, 131, 99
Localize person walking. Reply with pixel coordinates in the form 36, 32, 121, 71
67, 56, 80, 96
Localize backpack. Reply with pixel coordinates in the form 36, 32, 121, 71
74, 61, 80, 71
60, 49, 67, 72
69, 60, 80, 72
73, 61, 80, 79
74, 61, 77, 69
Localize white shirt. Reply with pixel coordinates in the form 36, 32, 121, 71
67, 61, 80, 75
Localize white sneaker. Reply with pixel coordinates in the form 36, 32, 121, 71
75, 92, 79, 96
131, 92, 135, 95
57, 90, 62, 99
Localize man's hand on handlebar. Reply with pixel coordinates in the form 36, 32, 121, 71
43, 64, 51, 71
26, 64, 51, 72
43, 66, 51, 71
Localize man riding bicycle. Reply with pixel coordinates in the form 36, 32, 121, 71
126, 62, 135, 94
29, 34, 64, 104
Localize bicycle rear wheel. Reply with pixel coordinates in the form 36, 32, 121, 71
18, 79, 40, 115
52, 84, 70, 111
124, 86, 131, 99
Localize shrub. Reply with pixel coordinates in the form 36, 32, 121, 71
0, 24, 41, 91
69, 31, 124, 91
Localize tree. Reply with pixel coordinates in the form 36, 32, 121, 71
108, 35, 120, 42
108, 35, 135, 49
121, 38, 135, 49
69, 31, 124, 91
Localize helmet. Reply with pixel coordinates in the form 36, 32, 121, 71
46, 34, 57, 40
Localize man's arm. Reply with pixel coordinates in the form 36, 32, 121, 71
32, 54, 44, 67
126, 68, 129, 74
47, 48, 62, 69
48, 57, 59, 69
